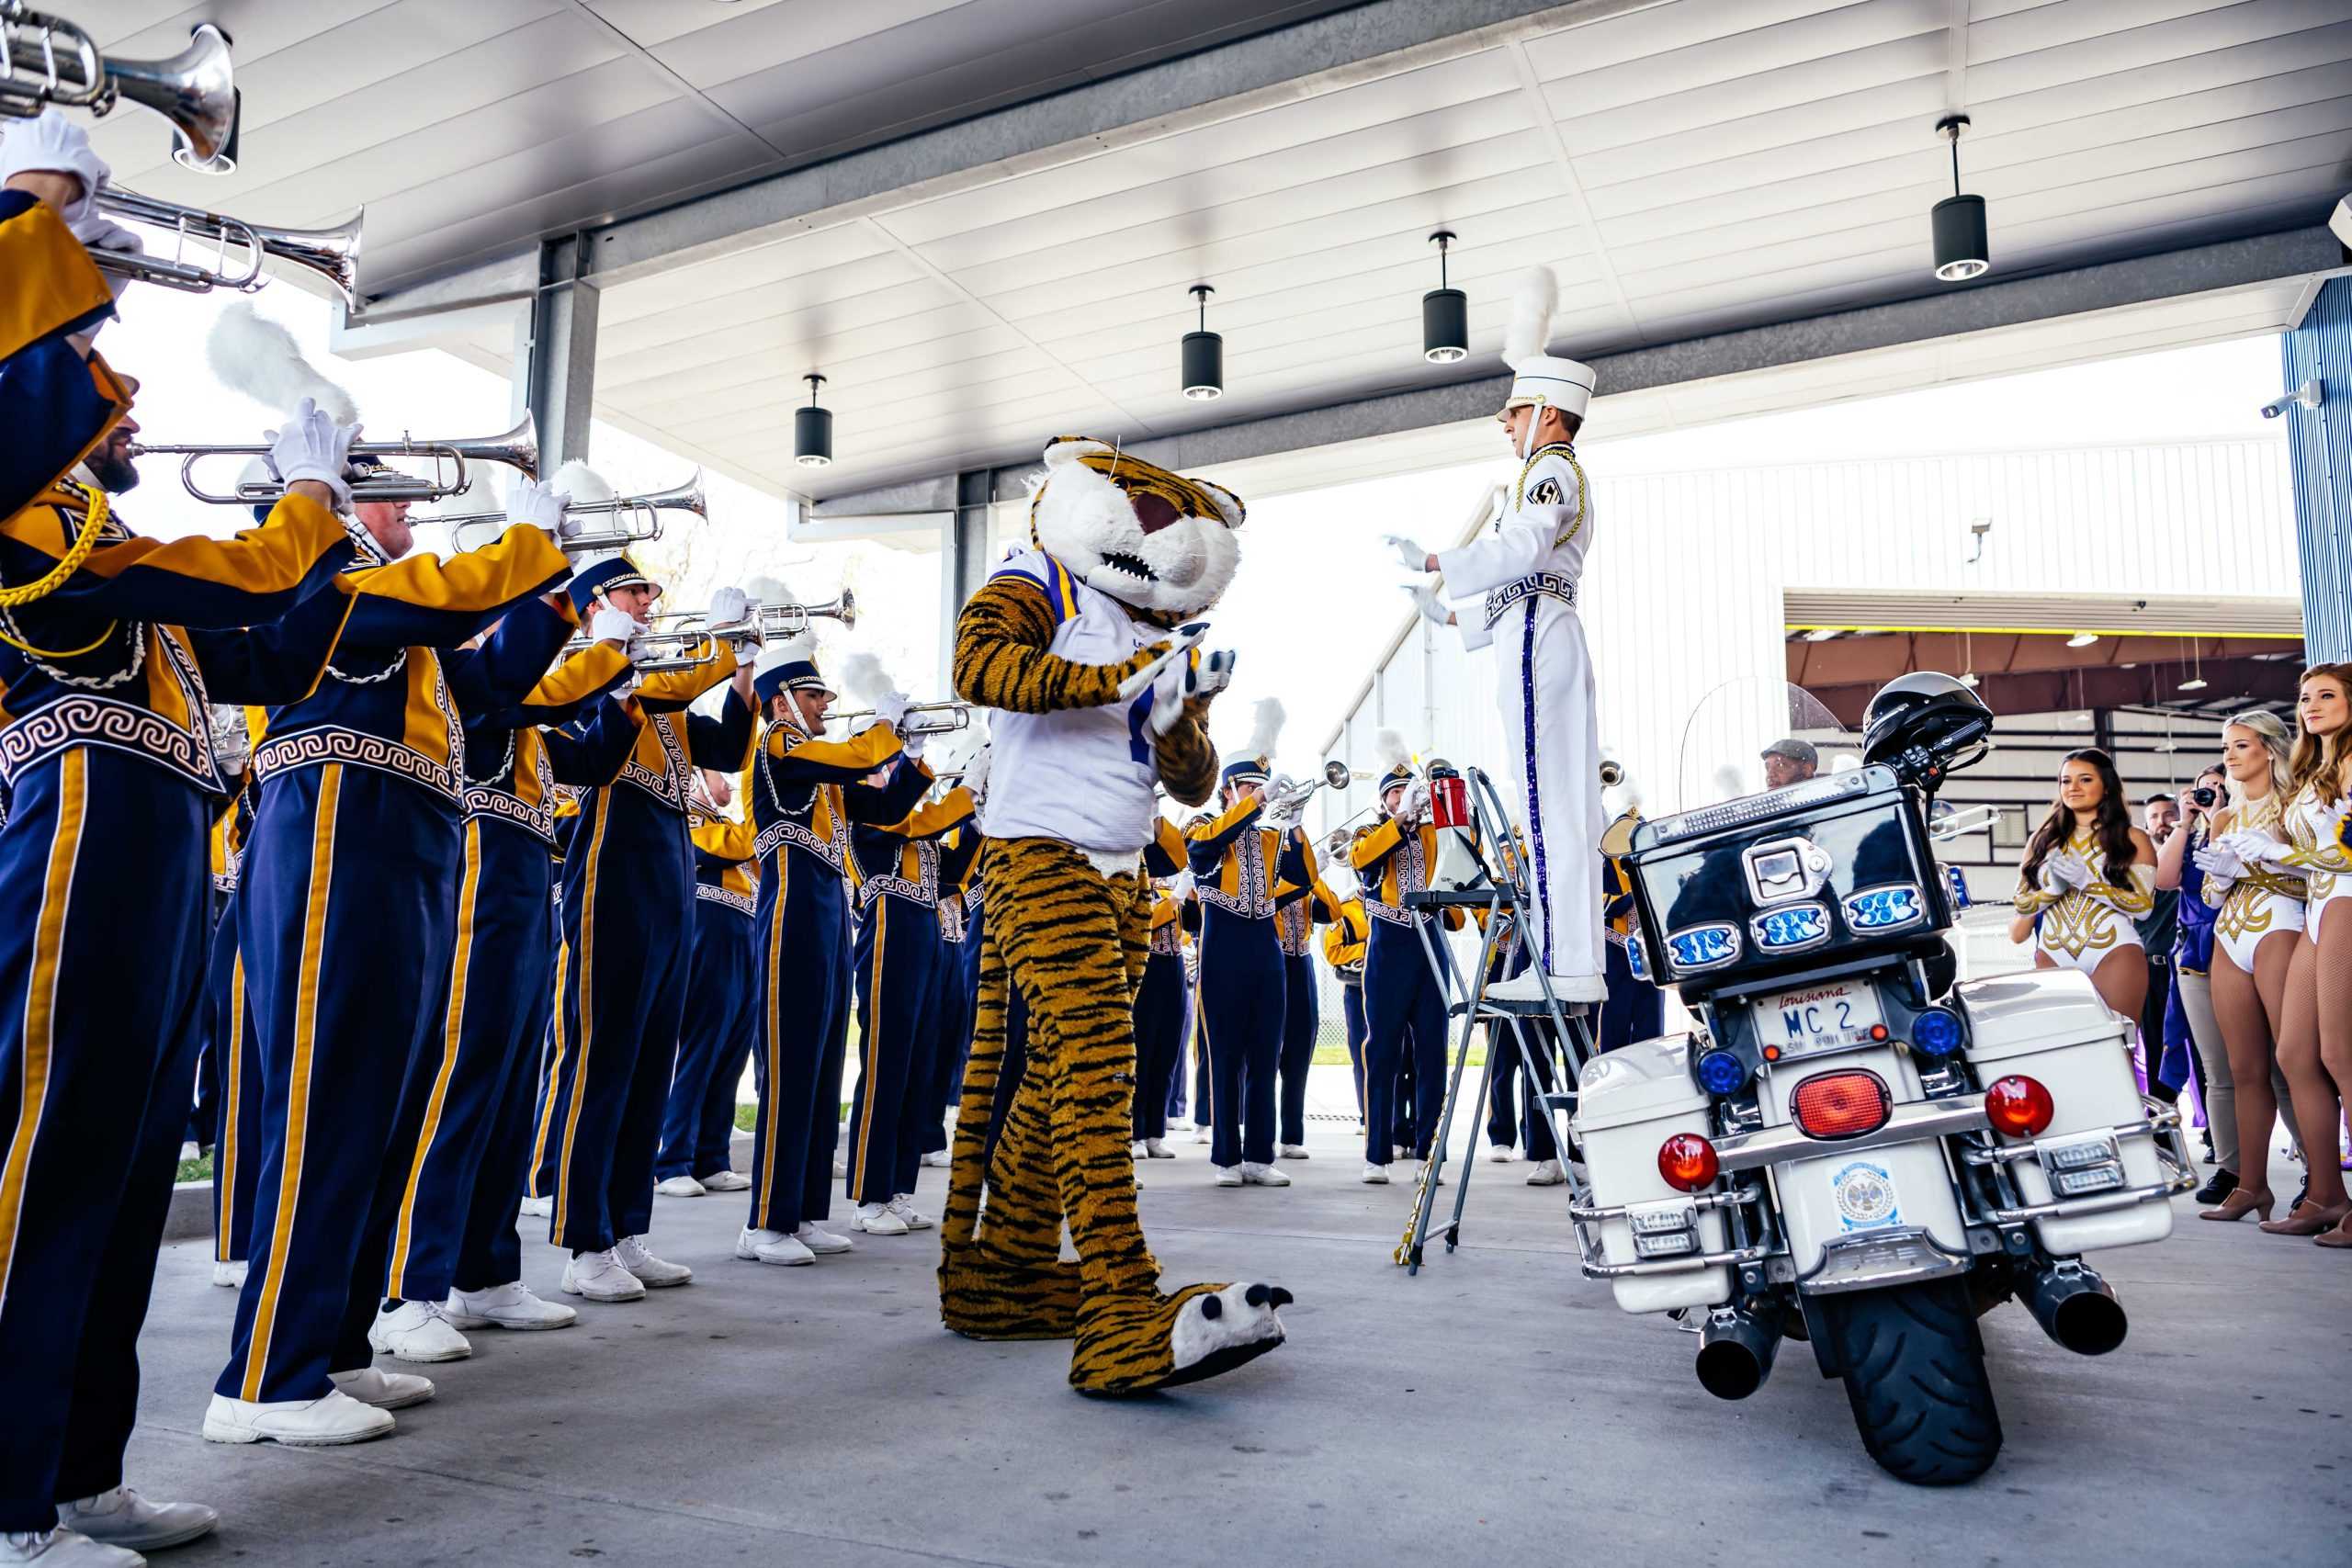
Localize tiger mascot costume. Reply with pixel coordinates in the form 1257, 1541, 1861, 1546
941, 435, 1291, 1394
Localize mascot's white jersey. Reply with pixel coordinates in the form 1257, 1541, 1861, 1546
978, 548, 1160, 854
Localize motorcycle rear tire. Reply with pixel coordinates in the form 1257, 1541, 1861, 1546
1818, 1278, 2002, 1485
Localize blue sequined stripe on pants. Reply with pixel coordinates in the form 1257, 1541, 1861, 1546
655, 897, 757, 1183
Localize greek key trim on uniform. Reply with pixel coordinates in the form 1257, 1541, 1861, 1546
463, 784, 556, 843
695, 882, 755, 918
1482, 571, 1578, 629
254, 728, 460, 799
618, 711, 691, 811
859, 839, 941, 909
755, 816, 845, 874
0, 693, 214, 791
1197, 829, 1274, 919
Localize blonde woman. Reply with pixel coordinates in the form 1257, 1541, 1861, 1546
2267, 666, 2352, 1244
2191, 712, 2306, 1223
2010, 749, 2156, 1021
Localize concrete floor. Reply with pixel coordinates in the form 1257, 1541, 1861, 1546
123, 1090, 2349, 1568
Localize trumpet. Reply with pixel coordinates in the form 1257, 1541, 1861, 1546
3, 13, 237, 172
94, 186, 363, 305
578, 592, 859, 674
130, 413, 539, 505
830, 699, 971, 738
1261, 759, 1353, 823
695, 590, 857, 640
442, 471, 707, 553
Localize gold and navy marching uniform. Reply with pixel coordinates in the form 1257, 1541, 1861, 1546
920, 826, 987, 1165
1351, 813, 1466, 1167
215, 539, 576, 1409
741, 686, 929, 1241
537, 626, 753, 1259
380, 644, 637, 1314
204, 774, 262, 1270
1321, 897, 1370, 1122
845, 782, 978, 1208
2, 192, 374, 1532
1132, 866, 1194, 1145
653, 800, 763, 1189
1273, 829, 1343, 1151
1185, 784, 1291, 1168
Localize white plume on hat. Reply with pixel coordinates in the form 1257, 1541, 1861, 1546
754, 632, 814, 681
1246, 696, 1285, 764
1374, 727, 1413, 774
1498, 265, 1595, 425
1502, 266, 1558, 368
206, 301, 357, 423
550, 460, 616, 505
836, 649, 894, 710
743, 573, 796, 610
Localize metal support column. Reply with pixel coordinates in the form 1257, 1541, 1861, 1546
936, 468, 994, 691
517, 233, 601, 473
2284, 276, 2351, 662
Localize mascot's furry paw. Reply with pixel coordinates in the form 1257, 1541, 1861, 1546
1070, 1281, 1291, 1396
938, 1245, 1083, 1341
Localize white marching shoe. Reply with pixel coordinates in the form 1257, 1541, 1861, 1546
919, 1149, 949, 1168
831, 1155, 847, 1177
0, 1529, 144, 1566
57, 1487, 217, 1552
1485, 968, 1608, 1006
1130, 1141, 1149, 1160
1213, 1165, 1243, 1188
1361, 1163, 1391, 1184
852, 1201, 909, 1235
209, 1259, 245, 1290
1277, 1144, 1309, 1160
613, 1235, 692, 1287
652, 1175, 706, 1198
1393, 1144, 1412, 1162
1192, 1127, 1212, 1145
887, 1194, 933, 1231
1143, 1138, 1174, 1159
793, 1222, 854, 1255
1487, 1144, 1513, 1163
699, 1169, 752, 1193
328, 1367, 435, 1410
561, 1249, 646, 1303
1526, 1158, 1566, 1186
368, 1301, 471, 1363
1168, 1116, 1194, 1131
516, 1195, 552, 1218
202, 1390, 393, 1447
735, 1226, 814, 1267
442, 1282, 574, 1331
1239, 1162, 1290, 1187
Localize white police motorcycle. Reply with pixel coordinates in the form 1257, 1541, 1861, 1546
1569, 673, 2191, 1485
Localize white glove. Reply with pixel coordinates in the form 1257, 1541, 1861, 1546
588, 607, 642, 649
507, 478, 566, 534
1384, 535, 1432, 573
961, 741, 992, 805
1408, 583, 1453, 628
2046, 850, 2092, 891
706, 585, 752, 627
0, 110, 108, 224
1146, 646, 1238, 737
2193, 843, 2245, 885
265, 398, 361, 511
1400, 779, 1430, 824
1168, 869, 1195, 901
72, 215, 142, 301
874, 689, 912, 730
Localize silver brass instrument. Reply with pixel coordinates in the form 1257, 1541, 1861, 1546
442, 471, 706, 553
130, 413, 539, 504
3, 13, 237, 171
830, 699, 970, 738
707, 590, 857, 640
94, 186, 362, 304
1599, 758, 1624, 787
579, 591, 859, 674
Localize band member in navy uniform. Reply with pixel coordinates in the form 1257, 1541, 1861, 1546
922, 820, 987, 1169
1317, 834, 1371, 1134
1186, 754, 1291, 1188
537, 558, 756, 1303
738, 645, 930, 1266
207, 475, 584, 1446
1131, 870, 1193, 1158
1351, 750, 1466, 1184
206, 771, 261, 1291
1599, 811, 1664, 1052
1272, 826, 1342, 1159
652, 769, 763, 1200
366, 633, 639, 1361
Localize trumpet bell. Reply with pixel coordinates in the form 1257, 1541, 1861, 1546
453, 412, 538, 482
249, 206, 363, 305
832, 586, 857, 633
122, 22, 238, 172
1322, 759, 1351, 789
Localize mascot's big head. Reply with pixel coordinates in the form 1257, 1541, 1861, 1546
1027, 435, 1244, 626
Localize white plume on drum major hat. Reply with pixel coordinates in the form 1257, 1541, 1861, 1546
1500, 265, 1594, 433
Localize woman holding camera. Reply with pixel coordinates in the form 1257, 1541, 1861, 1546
2188, 713, 2308, 1223
2011, 749, 2156, 1022
2267, 665, 2352, 1244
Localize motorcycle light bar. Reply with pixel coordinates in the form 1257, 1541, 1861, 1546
1649, 768, 1872, 845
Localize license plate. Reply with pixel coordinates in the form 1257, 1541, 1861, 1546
1758, 980, 1883, 1054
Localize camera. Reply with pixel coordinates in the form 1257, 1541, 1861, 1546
2259, 379, 2324, 420
2191, 786, 2218, 808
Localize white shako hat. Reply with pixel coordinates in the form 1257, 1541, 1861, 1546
1500, 265, 1594, 423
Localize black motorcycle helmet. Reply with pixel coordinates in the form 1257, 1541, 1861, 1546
1861, 672, 1993, 784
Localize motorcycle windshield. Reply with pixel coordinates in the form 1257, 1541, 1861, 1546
1671, 678, 1860, 816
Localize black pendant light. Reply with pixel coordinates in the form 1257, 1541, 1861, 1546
1931, 113, 1989, 282
1181, 285, 1223, 402
1422, 231, 1467, 364
793, 373, 832, 468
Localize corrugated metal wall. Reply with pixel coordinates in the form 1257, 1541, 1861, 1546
2285, 276, 2352, 663
1319, 437, 2300, 840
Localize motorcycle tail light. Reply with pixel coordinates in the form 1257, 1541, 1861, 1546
1657, 1133, 1720, 1191
1791, 1069, 1892, 1140
1984, 1074, 2054, 1138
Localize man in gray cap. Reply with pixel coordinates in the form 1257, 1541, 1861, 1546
1761, 739, 1818, 791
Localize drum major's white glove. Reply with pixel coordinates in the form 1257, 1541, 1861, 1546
1383, 535, 1432, 574
1408, 583, 1453, 628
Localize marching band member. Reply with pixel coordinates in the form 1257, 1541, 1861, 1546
652, 768, 763, 1200
922, 817, 988, 1169
1393, 266, 1606, 1006
206, 769, 260, 1291
1599, 811, 1664, 1051
4, 117, 385, 1557
1272, 826, 1342, 1159
207, 478, 584, 1446
1350, 740, 1466, 1185
1132, 869, 1194, 1157
737, 643, 929, 1267
843, 761, 976, 1235
1317, 836, 1371, 1134
1186, 734, 1292, 1189
533, 557, 755, 1303
366, 632, 639, 1360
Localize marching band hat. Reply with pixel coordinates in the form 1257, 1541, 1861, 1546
1499, 266, 1595, 423
1222, 755, 1271, 789
1378, 761, 1415, 795
567, 552, 662, 615
752, 638, 833, 709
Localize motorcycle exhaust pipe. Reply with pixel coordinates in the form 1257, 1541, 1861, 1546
1693, 1306, 1782, 1402
2024, 1262, 2128, 1356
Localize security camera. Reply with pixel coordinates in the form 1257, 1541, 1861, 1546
2259, 378, 2324, 419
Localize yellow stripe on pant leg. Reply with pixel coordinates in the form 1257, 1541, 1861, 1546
243, 761, 342, 1403
850, 898, 888, 1205
753, 852, 789, 1231
0, 749, 88, 1314
527, 940, 569, 1200
553, 790, 614, 1243
217, 947, 244, 1264
386, 818, 481, 1297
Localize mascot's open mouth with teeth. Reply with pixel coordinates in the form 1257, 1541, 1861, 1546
1025, 437, 1241, 626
